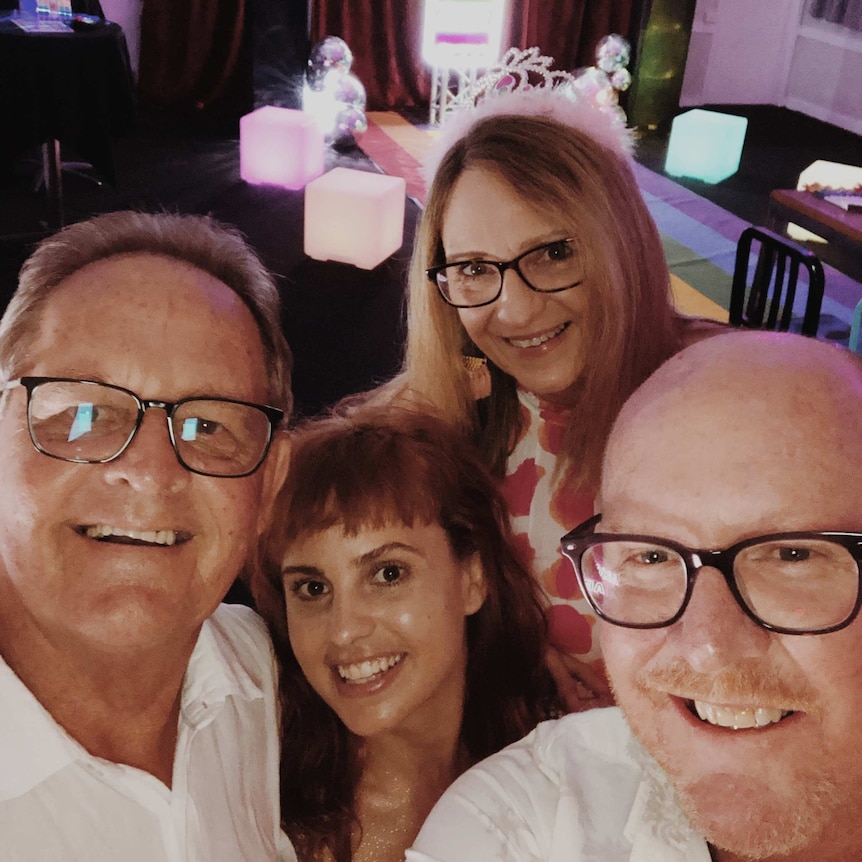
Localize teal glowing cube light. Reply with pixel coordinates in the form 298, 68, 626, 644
664, 109, 748, 185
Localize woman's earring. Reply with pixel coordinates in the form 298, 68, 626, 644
462, 354, 492, 399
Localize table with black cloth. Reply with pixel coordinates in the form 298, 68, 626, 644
0, 14, 135, 224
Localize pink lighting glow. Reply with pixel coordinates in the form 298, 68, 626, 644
422, 0, 505, 69
239, 106, 324, 190
304, 168, 407, 270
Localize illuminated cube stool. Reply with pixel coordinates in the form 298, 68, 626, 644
797, 159, 862, 191
240, 106, 324, 190
790, 159, 862, 242
304, 168, 407, 270
665, 109, 748, 185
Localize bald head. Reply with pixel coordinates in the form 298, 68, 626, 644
595, 336, 862, 862
600, 331, 862, 539
612, 330, 861, 436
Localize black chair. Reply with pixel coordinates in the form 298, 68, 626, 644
729, 226, 825, 337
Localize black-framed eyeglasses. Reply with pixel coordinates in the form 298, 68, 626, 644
1, 377, 284, 478
561, 515, 862, 635
427, 237, 583, 308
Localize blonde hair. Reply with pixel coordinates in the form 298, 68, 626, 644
0, 210, 293, 416
401, 111, 682, 487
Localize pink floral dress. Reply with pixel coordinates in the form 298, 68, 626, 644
500, 389, 604, 671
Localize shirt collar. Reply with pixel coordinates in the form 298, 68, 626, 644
0, 609, 267, 800
623, 736, 713, 862
0, 653, 77, 801
180, 608, 268, 728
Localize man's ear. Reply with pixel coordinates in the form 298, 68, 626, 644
256, 431, 291, 537
461, 553, 488, 616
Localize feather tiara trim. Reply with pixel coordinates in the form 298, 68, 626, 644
423, 47, 635, 190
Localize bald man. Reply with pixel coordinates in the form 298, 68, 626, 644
407, 331, 862, 862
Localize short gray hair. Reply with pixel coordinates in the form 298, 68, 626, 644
0, 210, 293, 417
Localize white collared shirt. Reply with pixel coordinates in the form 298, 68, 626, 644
0, 604, 296, 862
407, 708, 713, 862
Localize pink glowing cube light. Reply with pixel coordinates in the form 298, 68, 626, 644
304, 168, 407, 270
240, 106, 324, 190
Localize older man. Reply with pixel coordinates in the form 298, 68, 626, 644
408, 331, 862, 862
0, 212, 294, 860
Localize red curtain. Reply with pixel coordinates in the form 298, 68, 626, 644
138, 0, 246, 111
310, 0, 634, 111
136, 0, 635, 113
311, 0, 432, 110
508, 0, 635, 72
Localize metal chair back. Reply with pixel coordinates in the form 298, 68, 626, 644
729, 226, 825, 337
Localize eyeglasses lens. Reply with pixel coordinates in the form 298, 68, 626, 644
519, 240, 581, 290
438, 239, 582, 307
437, 262, 498, 307
579, 541, 688, 626
28, 381, 271, 477
573, 538, 859, 632
734, 539, 858, 631
173, 399, 271, 475
29, 380, 137, 462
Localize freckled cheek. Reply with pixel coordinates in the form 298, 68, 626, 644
212, 485, 265, 537
16, 450, 79, 495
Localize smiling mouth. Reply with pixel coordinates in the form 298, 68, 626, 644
688, 699, 793, 730
79, 525, 190, 546
336, 653, 405, 685
506, 321, 569, 349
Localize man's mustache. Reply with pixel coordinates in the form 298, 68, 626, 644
637, 657, 819, 716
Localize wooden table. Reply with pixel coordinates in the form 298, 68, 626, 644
768, 189, 862, 283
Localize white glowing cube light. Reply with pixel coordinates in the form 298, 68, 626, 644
665, 109, 748, 185
790, 159, 862, 242
304, 168, 407, 270
422, 0, 506, 69
796, 159, 862, 190
240, 106, 324, 190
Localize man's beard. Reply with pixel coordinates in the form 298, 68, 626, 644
620, 657, 839, 860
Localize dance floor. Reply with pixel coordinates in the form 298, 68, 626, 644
359, 112, 860, 341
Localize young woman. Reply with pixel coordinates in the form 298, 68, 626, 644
251, 403, 559, 862
383, 88, 726, 709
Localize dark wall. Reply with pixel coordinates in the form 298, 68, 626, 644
253, 0, 310, 109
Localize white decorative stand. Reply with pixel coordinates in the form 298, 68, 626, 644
428, 66, 483, 125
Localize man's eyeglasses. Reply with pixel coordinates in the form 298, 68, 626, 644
561, 515, 862, 635
1, 377, 284, 478
427, 237, 583, 308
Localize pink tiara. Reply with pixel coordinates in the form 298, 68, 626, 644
423, 47, 635, 189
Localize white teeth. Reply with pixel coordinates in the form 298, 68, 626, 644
337, 653, 404, 683
85, 525, 178, 546
507, 323, 567, 349
693, 700, 789, 729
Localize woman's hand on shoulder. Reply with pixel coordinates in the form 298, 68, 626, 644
545, 645, 614, 714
